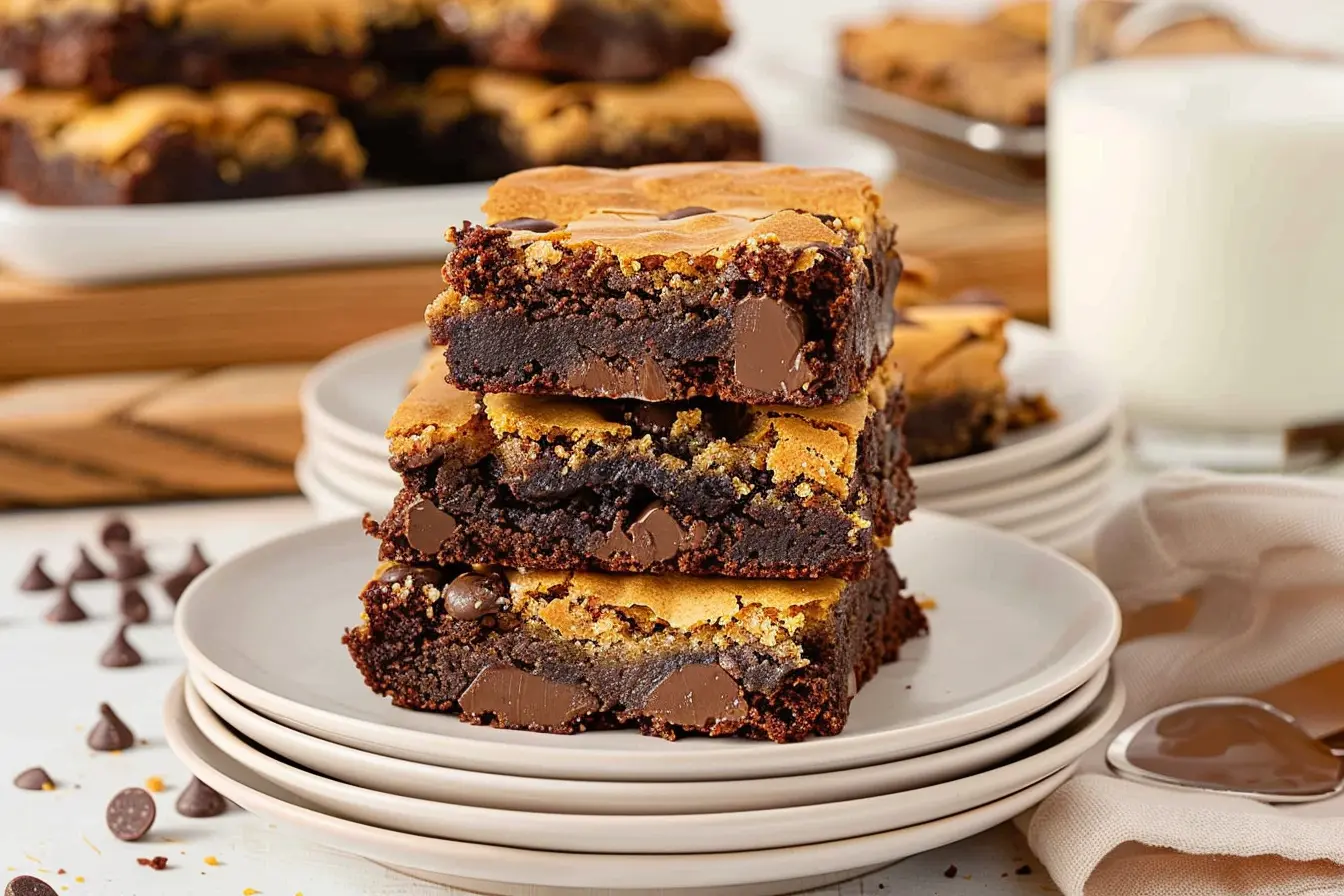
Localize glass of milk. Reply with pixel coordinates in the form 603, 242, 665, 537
1051, 2, 1344, 470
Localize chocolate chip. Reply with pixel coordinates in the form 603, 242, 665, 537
659, 206, 715, 220
136, 857, 168, 870
644, 664, 747, 728
5, 876, 57, 896
106, 787, 156, 841
88, 703, 135, 752
119, 584, 151, 624
99, 516, 133, 549
405, 498, 457, 555
161, 569, 195, 604
1015, 865, 1032, 875
443, 572, 506, 621
13, 767, 53, 791
493, 217, 557, 233
458, 666, 597, 730
99, 625, 142, 668
731, 295, 814, 394
44, 585, 87, 624
595, 501, 705, 567
176, 776, 227, 818
68, 546, 105, 582
111, 548, 152, 582
566, 355, 670, 401
17, 554, 56, 592
378, 565, 445, 591
182, 542, 210, 577
943, 865, 958, 879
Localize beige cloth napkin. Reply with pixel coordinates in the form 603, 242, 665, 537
1023, 470, 1344, 896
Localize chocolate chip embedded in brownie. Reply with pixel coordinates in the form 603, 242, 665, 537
892, 300, 1009, 465
373, 347, 912, 579
429, 162, 899, 406
350, 69, 760, 184
342, 551, 927, 742
438, 0, 731, 82
0, 0, 464, 99
1, 83, 366, 205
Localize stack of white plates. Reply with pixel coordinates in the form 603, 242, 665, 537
298, 322, 1124, 552
170, 513, 1122, 895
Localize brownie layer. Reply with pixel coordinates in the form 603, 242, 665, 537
439, 0, 730, 82
343, 552, 927, 742
0, 9, 461, 99
431, 163, 899, 407
904, 390, 1008, 465
350, 71, 761, 185
376, 350, 912, 579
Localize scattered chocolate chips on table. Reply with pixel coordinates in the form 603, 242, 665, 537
161, 570, 195, 604
44, 585, 88, 624
119, 584, 151, 624
111, 547, 152, 581
182, 541, 210, 576
5, 875, 57, 896
106, 787, 156, 841
17, 554, 57, 592
87, 703, 135, 751
99, 624, 143, 668
1016, 864, 1033, 875
943, 864, 958, 878
67, 546, 106, 582
135, 857, 168, 870
12, 767, 54, 791
176, 776, 227, 818
100, 515, 133, 549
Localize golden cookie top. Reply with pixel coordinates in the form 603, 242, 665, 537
443, 0, 729, 35
840, 17, 1041, 85
892, 301, 1008, 396
387, 349, 901, 501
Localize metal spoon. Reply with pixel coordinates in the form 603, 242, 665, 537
1107, 696, 1344, 803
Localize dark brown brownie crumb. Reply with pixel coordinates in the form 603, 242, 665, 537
1016, 864, 1033, 875
136, 857, 168, 870
944, 864, 958, 878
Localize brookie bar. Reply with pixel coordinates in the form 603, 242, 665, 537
0, 83, 365, 205
351, 69, 760, 184
373, 347, 912, 580
430, 162, 900, 406
438, 0, 731, 82
343, 551, 926, 742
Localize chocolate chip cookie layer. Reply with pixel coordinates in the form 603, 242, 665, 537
372, 347, 912, 580
429, 162, 900, 407
342, 551, 926, 742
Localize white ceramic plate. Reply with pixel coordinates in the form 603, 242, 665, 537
912, 323, 1122, 498
175, 511, 1120, 781
293, 452, 364, 522
189, 663, 1110, 815
966, 464, 1114, 529
304, 444, 399, 515
0, 122, 894, 286
183, 672, 1120, 854
307, 432, 402, 491
163, 677, 1076, 894
920, 424, 1123, 516
301, 325, 424, 460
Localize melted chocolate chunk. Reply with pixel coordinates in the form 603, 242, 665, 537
659, 205, 715, 220
494, 217, 557, 233
111, 548, 152, 582
731, 295, 814, 394
443, 572, 506, 621
44, 585, 88, 624
87, 703, 135, 752
106, 787, 156, 841
643, 664, 747, 728
17, 554, 57, 592
119, 584, 151, 624
176, 776, 227, 818
68, 546, 105, 582
99, 625, 143, 668
458, 666, 597, 730
405, 498, 457, 555
595, 502, 706, 567
566, 356, 670, 401
378, 565, 445, 592
13, 767, 54, 791
99, 516, 133, 549
5, 876, 57, 896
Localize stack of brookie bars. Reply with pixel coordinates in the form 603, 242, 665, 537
0, 0, 759, 203
344, 162, 929, 741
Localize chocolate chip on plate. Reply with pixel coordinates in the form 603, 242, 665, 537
99, 516, 133, 550
176, 776, 227, 818
44, 585, 88, 624
119, 584, 151, 624
13, 767, 54, 791
17, 554, 56, 592
111, 548, 152, 582
88, 703, 135, 751
99, 625, 143, 669
5, 875, 57, 896
182, 542, 210, 577
106, 787, 156, 841
68, 546, 106, 582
